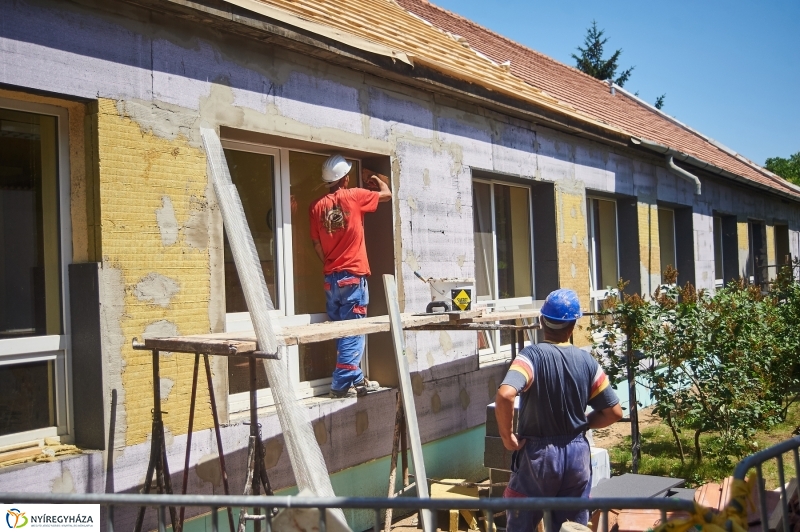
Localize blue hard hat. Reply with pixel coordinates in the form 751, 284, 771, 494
540, 289, 583, 322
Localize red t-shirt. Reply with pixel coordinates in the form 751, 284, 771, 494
309, 188, 380, 276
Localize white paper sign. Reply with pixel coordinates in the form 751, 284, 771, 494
5, 505, 100, 532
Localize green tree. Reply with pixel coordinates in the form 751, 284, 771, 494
654, 94, 666, 110
765, 152, 800, 185
572, 20, 634, 87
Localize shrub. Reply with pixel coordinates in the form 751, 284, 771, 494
590, 265, 799, 464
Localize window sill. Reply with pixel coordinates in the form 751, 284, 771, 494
478, 349, 512, 368
228, 384, 396, 424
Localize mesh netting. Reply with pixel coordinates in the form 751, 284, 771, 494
201, 128, 339, 512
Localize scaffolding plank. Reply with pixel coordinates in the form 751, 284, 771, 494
139, 309, 540, 355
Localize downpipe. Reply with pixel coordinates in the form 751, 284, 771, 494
666, 154, 702, 195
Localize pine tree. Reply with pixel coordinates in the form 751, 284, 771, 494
572, 20, 634, 87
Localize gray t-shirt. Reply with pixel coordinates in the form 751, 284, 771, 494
501, 342, 619, 437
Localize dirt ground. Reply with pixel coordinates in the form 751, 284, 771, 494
591, 406, 661, 449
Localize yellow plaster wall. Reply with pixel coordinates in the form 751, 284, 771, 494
637, 201, 661, 294
738, 221, 750, 277
96, 99, 213, 446
766, 225, 776, 280
554, 183, 591, 346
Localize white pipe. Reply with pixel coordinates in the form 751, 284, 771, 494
666, 154, 702, 195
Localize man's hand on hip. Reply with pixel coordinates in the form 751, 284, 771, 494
501, 433, 526, 451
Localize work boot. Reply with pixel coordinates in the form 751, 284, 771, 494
355, 379, 380, 397
329, 386, 357, 399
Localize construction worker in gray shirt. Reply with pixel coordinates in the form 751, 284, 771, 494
496, 288, 623, 532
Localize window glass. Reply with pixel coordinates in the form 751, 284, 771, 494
472, 181, 495, 299
588, 198, 619, 291
0, 109, 60, 339
713, 216, 724, 282
775, 225, 790, 269
749, 221, 765, 282
0, 361, 55, 436
472, 180, 535, 353
223, 149, 278, 312
494, 184, 532, 300
658, 208, 676, 283
289, 151, 359, 383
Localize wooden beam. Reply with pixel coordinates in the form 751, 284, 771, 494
139, 309, 540, 356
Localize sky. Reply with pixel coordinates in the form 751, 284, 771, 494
429, 0, 800, 166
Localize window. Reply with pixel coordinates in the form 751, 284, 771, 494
0, 100, 71, 446
749, 220, 766, 285
713, 216, 724, 287
775, 224, 791, 271
587, 198, 619, 307
472, 179, 534, 355
221, 141, 361, 412
658, 208, 677, 283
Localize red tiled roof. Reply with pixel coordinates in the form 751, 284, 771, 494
396, 0, 799, 199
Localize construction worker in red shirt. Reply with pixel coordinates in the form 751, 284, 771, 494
310, 154, 392, 398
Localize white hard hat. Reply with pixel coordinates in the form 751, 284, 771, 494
321, 154, 352, 184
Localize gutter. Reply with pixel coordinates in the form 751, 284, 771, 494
631, 137, 800, 203
630, 137, 701, 195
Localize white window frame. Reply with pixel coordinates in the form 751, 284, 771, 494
472, 178, 535, 360
658, 207, 678, 286
713, 215, 724, 288
220, 140, 362, 413
0, 97, 73, 447
587, 197, 620, 311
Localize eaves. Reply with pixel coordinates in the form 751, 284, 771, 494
114, 0, 633, 149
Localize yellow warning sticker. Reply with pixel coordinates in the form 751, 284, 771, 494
452, 289, 472, 311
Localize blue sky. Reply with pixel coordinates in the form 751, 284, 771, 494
430, 0, 799, 166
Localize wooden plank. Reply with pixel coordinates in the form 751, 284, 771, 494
384, 275, 433, 532
617, 509, 662, 532
282, 313, 449, 345
430, 479, 479, 500
720, 476, 734, 510
0, 446, 42, 464
471, 309, 540, 323
140, 313, 449, 355
138, 309, 537, 356
695, 482, 723, 510
768, 478, 798, 531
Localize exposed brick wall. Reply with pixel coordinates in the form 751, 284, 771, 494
637, 200, 661, 295
554, 181, 592, 346
96, 99, 213, 446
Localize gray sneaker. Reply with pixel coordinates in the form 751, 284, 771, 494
355, 379, 380, 397
329, 386, 357, 399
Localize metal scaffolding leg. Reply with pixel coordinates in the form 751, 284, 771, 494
238, 357, 274, 532
134, 349, 178, 532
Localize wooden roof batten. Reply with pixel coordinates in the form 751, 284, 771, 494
115, 0, 799, 200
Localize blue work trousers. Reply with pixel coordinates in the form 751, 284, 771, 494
504, 433, 592, 532
324, 271, 369, 392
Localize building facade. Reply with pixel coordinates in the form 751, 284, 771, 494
1, 0, 798, 530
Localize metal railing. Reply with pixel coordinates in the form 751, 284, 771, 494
733, 435, 800, 532
6, 435, 800, 532
1, 492, 695, 532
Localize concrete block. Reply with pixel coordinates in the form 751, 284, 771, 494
484, 436, 513, 470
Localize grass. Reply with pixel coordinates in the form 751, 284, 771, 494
608, 403, 800, 489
